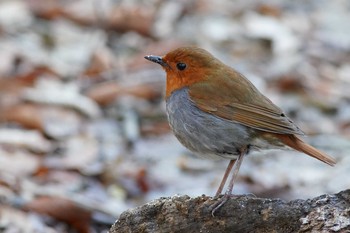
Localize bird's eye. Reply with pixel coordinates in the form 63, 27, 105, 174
176, 63, 187, 71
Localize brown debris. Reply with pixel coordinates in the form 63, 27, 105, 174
24, 196, 92, 233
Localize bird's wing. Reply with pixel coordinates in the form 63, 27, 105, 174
189, 78, 304, 135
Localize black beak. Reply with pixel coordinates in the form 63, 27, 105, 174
144, 55, 168, 67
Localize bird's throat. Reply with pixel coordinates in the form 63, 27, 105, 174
165, 69, 207, 98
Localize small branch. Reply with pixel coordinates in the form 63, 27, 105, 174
110, 189, 350, 233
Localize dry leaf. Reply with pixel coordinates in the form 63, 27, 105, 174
274, 75, 306, 93
23, 78, 101, 118
24, 196, 91, 233
1, 104, 45, 131
0, 205, 57, 233
86, 82, 162, 105
257, 4, 282, 17
0, 129, 51, 153
0, 147, 40, 178
108, 6, 154, 37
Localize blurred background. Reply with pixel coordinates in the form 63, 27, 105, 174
0, 0, 349, 232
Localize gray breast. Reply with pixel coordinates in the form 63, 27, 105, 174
166, 88, 253, 160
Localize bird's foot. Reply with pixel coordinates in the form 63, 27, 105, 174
211, 193, 241, 217
211, 195, 229, 217
246, 192, 256, 198
210, 193, 256, 217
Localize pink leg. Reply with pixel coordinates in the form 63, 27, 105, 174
212, 151, 246, 216
224, 152, 245, 195
215, 159, 236, 198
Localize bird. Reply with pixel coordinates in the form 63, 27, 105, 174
144, 46, 336, 214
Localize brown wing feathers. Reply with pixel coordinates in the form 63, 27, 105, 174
189, 74, 336, 166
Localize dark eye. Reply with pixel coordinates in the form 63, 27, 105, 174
176, 63, 187, 71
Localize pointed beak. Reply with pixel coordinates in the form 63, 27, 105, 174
144, 55, 168, 68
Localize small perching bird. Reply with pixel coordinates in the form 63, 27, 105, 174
145, 47, 336, 214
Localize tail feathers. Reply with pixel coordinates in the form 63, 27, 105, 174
279, 135, 336, 166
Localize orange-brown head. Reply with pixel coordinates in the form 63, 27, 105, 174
145, 47, 226, 98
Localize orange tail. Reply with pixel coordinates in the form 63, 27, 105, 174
279, 135, 336, 166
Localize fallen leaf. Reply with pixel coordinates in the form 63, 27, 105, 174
85, 82, 162, 106
256, 4, 282, 17
0, 147, 40, 178
0, 205, 56, 233
274, 75, 306, 93
0, 129, 51, 153
24, 196, 92, 233
108, 6, 155, 37
23, 78, 101, 118
1, 104, 45, 132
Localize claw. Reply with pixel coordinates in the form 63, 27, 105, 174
210, 195, 229, 217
